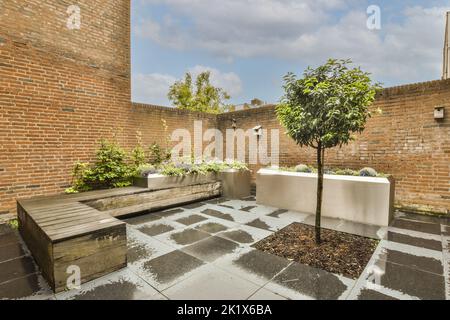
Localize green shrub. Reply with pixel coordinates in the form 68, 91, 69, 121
149, 143, 171, 166
359, 167, 378, 177
295, 164, 312, 173
66, 139, 135, 193
334, 168, 358, 176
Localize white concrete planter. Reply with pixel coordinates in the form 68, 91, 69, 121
256, 168, 395, 227
134, 169, 252, 199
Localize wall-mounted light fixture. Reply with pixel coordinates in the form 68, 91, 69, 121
434, 106, 445, 120
252, 125, 263, 137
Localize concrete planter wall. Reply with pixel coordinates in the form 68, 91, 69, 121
256, 168, 395, 227
134, 169, 252, 199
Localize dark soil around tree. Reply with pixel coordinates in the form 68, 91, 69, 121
254, 223, 379, 279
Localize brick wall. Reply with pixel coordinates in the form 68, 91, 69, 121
0, 1, 448, 216
218, 80, 450, 215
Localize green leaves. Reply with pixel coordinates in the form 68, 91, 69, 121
168, 71, 231, 114
277, 59, 381, 150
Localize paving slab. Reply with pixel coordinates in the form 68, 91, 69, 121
248, 288, 289, 300
176, 214, 208, 226
378, 248, 443, 275
391, 218, 441, 235
269, 262, 350, 300
163, 265, 260, 300
356, 288, 398, 300
138, 250, 205, 291
0, 256, 38, 284
195, 222, 228, 234
0, 273, 54, 300
364, 260, 446, 300
0, 242, 26, 263
182, 236, 239, 262
386, 231, 442, 251
169, 228, 211, 246
55, 269, 165, 300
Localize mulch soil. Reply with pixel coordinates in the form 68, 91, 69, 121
254, 222, 379, 279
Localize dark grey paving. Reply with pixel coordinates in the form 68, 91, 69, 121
267, 209, 289, 218
0, 242, 26, 263
204, 197, 229, 204
182, 202, 206, 209
219, 230, 254, 244
127, 241, 154, 264
357, 288, 398, 300
0, 224, 14, 236
182, 236, 239, 262
0, 232, 20, 248
246, 219, 271, 231
176, 214, 208, 226
391, 218, 441, 235
0, 273, 47, 300
201, 209, 234, 221
378, 249, 443, 275
68, 279, 154, 300
396, 212, 442, 225
138, 224, 175, 237
242, 196, 256, 202
143, 250, 205, 284
367, 260, 446, 300
195, 222, 228, 234
155, 208, 184, 218
170, 229, 211, 245
272, 262, 348, 300
442, 225, 450, 236
0, 256, 37, 284
233, 250, 290, 280
123, 213, 162, 225
387, 232, 442, 251
241, 206, 257, 212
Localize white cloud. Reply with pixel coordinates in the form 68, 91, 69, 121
135, 1, 450, 84
132, 73, 176, 105
132, 67, 243, 105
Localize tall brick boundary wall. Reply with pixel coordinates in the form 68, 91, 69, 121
218, 80, 450, 215
0, 1, 448, 216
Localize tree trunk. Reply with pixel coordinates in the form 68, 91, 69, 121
315, 143, 324, 244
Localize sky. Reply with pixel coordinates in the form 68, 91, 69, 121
131, 0, 450, 106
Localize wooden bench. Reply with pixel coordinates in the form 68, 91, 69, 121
17, 183, 221, 292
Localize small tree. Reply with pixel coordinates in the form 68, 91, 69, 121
168, 71, 230, 114
276, 59, 380, 244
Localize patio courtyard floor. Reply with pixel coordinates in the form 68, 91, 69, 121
0, 196, 449, 300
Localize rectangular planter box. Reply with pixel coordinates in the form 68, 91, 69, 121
256, 168, 395, 227
134, 170, 252, 200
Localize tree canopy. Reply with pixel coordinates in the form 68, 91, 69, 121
168, 71, 231, 114
277, 59, 381, 150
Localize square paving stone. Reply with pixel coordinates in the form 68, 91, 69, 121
378, 248, 443, 275
391, 219, 441, 235
241, 206, 257, 212
155, 208, 185, 218
56, 270, 164, 300
176, 214, 208, 226
170, 229, 211, 245
271, 262, 349, 300
232, 249, 291, 281
182, 202, 206, 209
195, 222, 228, 234
142, 250, 205, 285
0, 242, 26, 263
357, 288, 398, 300
0, 256, 37, 284
138, 223, 175, 237
127, 240, 155, 264
267, 209, 289, 218
219, 230, 255, 244
123, 213, 162, 225
0, 232, 20, 248
246, 219, 272, 231
367, 260, 446, 300
0, 273, 52, 300
163, 265, 260, 300
201, 209, 235, 221
396, 212, 442, 225
386, 232, 442, 251
182, 236, 239, 262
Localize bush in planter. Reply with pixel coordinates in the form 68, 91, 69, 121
359, 167, 378, 177
295, 164, 312, 173
66, 139, 136, 193
334, 168, 358, 176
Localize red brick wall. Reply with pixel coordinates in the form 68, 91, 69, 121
218, 80, 450, 215
0, 1, 448, 216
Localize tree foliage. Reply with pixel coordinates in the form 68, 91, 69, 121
276, 59, 381, 243
168, 71, 230, 114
